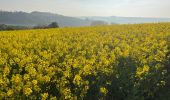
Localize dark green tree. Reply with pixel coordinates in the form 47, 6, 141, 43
48, 22, 59, 28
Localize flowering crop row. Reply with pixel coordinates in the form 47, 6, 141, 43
0, 23, 170, 99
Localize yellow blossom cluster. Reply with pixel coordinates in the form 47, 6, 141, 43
0, 23, 169, 99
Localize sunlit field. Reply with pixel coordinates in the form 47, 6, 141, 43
0, 23, 170, 99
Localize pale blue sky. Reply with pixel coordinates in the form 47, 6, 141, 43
0, 0, 170, 17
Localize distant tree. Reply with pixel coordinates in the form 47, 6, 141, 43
110, 22, 117, 25
0, 24, 7, 30
48, 22, 59, 28
0, 24, 30, 31
91, 21, 108, 26
33, 24, 47, 29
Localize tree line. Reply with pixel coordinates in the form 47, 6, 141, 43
0, 22, 59, 31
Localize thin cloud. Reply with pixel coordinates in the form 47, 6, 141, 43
0, 0, 169, 17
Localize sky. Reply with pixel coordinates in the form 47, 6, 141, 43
0, 0, 170, 18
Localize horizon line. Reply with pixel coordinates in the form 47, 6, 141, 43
0, 10, 170, 19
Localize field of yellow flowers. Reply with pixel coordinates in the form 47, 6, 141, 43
0, 23, 170, 100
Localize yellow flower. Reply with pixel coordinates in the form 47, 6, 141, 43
83, 65, 92, 75
32, 80, 38, 85
41, 93, 48, 100
136, 65, 150, 78
43, 76, 51, 83
50, 96, 57, 100
12, 74, 21, 84
4, 66, 10, 74
7, 89, 13, 97
24, 74, 30, 81
16, 86, 22, 92
123, 50, 129, 56
24, 88, 32, 96
100, 87, 108, 95
73, 75, 82, 85
143, 65, 149, 72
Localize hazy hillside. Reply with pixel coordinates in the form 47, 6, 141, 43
0, 11, 91, 27
79, 16, 170, 24
1, 11, 170, 27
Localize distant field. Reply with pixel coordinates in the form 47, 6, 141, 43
0, 23, 170, 99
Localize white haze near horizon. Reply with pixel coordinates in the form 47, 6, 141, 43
0, 0, 170, 18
